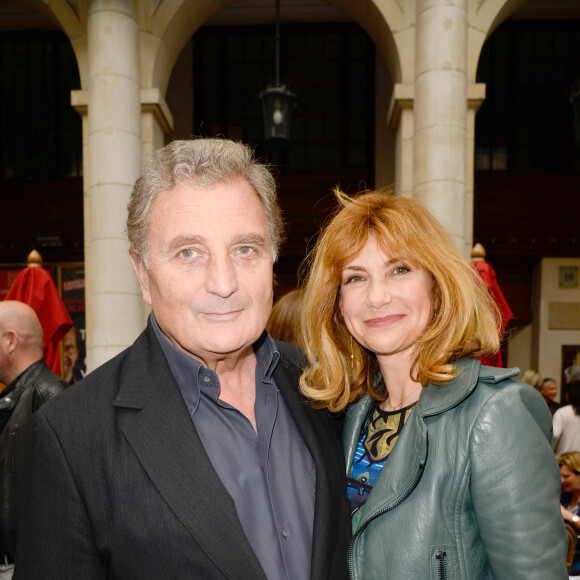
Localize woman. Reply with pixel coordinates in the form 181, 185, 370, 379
300, 191, 567, 579
554, 380, 580, 455
559, 452, 580, 575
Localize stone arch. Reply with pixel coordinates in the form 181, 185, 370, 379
324, 0, 407, 83
142, 0, 238, 94
468, 0, 531, 82
144, 0, 407, 96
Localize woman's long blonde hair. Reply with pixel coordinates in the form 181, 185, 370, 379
299, 190, 501, 412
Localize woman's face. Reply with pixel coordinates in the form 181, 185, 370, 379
560, 465, 580, 494
339, 235, 432, 364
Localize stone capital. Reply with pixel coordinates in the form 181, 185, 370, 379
141, 88, 174, 133
387, 83, 414, 130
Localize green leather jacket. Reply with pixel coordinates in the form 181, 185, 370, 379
344, 358, 568, 580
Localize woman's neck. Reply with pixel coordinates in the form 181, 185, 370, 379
377, 352, 422, 411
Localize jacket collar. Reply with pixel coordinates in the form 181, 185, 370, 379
2, 359, 49, 404
342, 358, 481, 463
416, 357, 480, 417
418, 357, 520, 416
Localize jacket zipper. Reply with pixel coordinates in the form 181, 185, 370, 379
435, 550, 447, 580
10, 423, 19, 473
347, 459, 426, 579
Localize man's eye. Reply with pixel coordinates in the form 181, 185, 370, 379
180, 249, 197, 258
238, 246, 254, 255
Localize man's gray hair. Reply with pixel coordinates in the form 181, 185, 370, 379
127, 138, 284, 266
565, 365, 580, 382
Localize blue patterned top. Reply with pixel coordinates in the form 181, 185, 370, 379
347, 402, 415, 532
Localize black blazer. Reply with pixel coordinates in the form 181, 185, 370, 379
14, 324, 350, 579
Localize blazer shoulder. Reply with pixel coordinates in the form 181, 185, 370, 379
36, 338, 139, 421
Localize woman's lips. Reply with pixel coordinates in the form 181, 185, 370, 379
364, 314, 405, 328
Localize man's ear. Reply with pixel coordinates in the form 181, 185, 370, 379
2, 330, 17, 354
129, 252, 152, 305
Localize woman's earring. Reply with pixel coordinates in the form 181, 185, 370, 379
350, 336, 354, 365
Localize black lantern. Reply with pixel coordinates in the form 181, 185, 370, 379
260, 0, 296, 146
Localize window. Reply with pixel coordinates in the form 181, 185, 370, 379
0, 31, 82, 181
194, 24, 374, 175
475, 20, 579, 173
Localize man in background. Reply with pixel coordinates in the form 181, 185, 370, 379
565, 366, 580, 385
0, 300, 67, 565
62, 326, 85, 385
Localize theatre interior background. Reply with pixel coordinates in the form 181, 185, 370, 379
0, 0, 579, 399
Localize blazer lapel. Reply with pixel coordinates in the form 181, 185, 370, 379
114, 326, 266, 580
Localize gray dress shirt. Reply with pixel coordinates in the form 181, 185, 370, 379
151, 314, 316, 580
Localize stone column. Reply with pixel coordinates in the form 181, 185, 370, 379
414, 0, 468, 253
85, 0, 143, 371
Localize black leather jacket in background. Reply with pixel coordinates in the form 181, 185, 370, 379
0, 360, 67, 560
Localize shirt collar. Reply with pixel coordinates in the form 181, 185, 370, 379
149, 313, 280, 414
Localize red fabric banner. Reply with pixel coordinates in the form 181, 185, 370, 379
4, 267, 73, 376
471, 261, 513, 368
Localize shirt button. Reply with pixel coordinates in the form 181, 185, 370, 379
281, 528, 288, 539
202, 376, 211, 383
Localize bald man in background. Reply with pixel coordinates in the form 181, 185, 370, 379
0, 301, 68, 566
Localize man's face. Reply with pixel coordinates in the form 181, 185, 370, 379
62, 327, 79, 380
130, 177, 274, 366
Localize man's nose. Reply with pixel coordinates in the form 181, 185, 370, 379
205, 253, 238, 298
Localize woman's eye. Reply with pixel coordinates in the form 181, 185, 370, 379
180, 249, 197, 258
393, 265, 410, 275
344, 275, 364, 284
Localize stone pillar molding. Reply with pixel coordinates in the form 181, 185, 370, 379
465, 83, 486, 256
387, 83, 414, 197
85, 0, 144, 371
414, 0, 468, 252
70, 89, 92, 352
135, 88, 175, 328
141, 87, 174, 171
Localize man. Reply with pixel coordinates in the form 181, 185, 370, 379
0, 301, 68, 564
62, 326, 84, 385
538, 377, 560, 415
565, 365, 580, 384
15, 139, 350, 579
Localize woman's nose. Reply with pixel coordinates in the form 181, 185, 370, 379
366, 279, 391, 309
